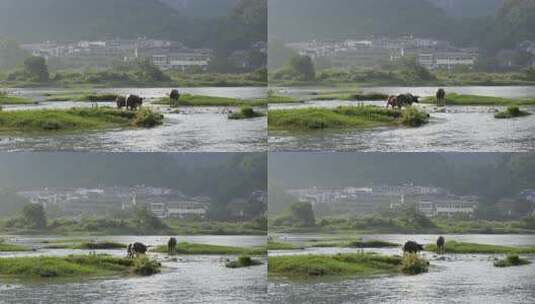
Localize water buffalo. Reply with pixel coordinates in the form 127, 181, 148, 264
386, 94, 419, 109
116, 96, 126, 109
436, 236, 445, 254
125, 94, 143, 111
168, 237, 177, 255
170, 89, 180, 102
127, 242, 148, 258
403, 241, 424, 255
436, 89, 446, 106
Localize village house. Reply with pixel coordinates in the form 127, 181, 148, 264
418, 197, 479, 217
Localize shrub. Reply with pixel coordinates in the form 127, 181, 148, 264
401, 107, 429, 126
225, 255, 263, 268
401, 253, 429, 275
133, 256, 161, 276
132, 109, 164, 128
494, 255, 531, 267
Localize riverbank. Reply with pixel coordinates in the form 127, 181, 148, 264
153, 242, 266, 256
0, 93, 34, 105
268, 105, 429, 130
0, 108, 163, 132
0, 254, 160, 280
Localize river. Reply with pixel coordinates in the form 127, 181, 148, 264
269, 86, 535, 152
0, 235, 267, 304
268, 233, 535, 304
0, 87, 267, 152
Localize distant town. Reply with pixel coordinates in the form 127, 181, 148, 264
20, 38, 267, 71
18, 186, 267, 220
287, 184, 535, 218
286, 36, 535, 70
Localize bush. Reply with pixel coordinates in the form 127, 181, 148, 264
133, 256, 161, 276
132, 109, 164, 128
228, 106, 265, 120
494, 255, 531, 267
494, 106, 530, 119
225, 255, 263, 268
401, 253, 429, 275
401, 107, 430, 126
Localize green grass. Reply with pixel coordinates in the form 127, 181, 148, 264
0, 93, 34, 105
72, 241, 127, 250
0, 242, 31, 252
133, 256, 161, 276
310, 240, 399, 248
155, 94, 255, 107
422, 93, 535, 106
401, 253, 429, 274
493, 255, 531, 268
153, 242, 266, 256
132, 108, 164, 127
228, 106, 265, 120
0, 254, 136, 279
494, 106, 531, 119
225, 255, 263, 268
268, 241, 304, 250
268, 105, 429, 130
311, 93, 389, 101
0, 107, 162, 132
424, 241, 535, 254
45, 93, 118, 102
268, 253, 403, 279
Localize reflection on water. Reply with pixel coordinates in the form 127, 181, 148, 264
0, 235, 267, 304
269, 234, 535, 304
0, 87, 267, 152
269, 86, 535, 152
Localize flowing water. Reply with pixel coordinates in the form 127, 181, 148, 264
268, 234, 535, 304
0, 87, 267, 152
269, 86, 535, 152
0, 235, 267, 304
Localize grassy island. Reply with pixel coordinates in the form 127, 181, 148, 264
269, 253, 428, 279
422, 94, 535, 106
225, 255, 263, 268
0, 92, 34, 105
0, 254, 160, 280
494, 106, 531, 119
493, 255, 531, 268
268, 241, 304, 250
155, 94, 258, 107
0, 241, 31, 252
0, 107, 163, 132
228, 106, 265, 120
153, 242, 266, 256
44, 93, 119, 102
311, 240, 399, 248
268, 105, 429, 130
424, 241, 535, 254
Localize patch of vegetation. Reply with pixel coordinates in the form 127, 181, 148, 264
73, 241, 127, 250
311, 93, 389, 101
45, 93, 118, 102
311, 240, 399, 248
268, 241, 304, 250
0, 107, 143, 132
268, 105, 429, 130
225, 255, 263, 268
401, 253, 429, 275
133, 256, 161, 276
493, 255, 531, 268
0, 92, 34, 105
268, 253, 403, 279
155, 94, 252, 107
424, 241, 535, 254
494, 106, 531, 119
153, 242, 266, 256
228, 106, 265, 119
0, 254, 135, 279
0, 241, 31, 252
132, 108, 164, 128
422, 93, 535, 106
401, 106, 430, 127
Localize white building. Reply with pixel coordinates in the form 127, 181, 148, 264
418, 198, 478, 217
418, 50, 478, 70
150, 53, 211, 71
149, 201, 209, 219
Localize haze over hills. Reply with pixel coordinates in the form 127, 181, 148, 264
269, 153, 535, 213
427, 0, 504, 17
0, 153, 267, 217
0, 0, 265, 52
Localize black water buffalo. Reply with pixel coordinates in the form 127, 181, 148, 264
436, 236, 445, 254
116, 96, 126, 109
168, 237, 177, 255
403, 241, 424, 255
127, 242, 148, 258
125, 94, 143, 111
386, 94, 419, 109
436, 89, 446, 106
